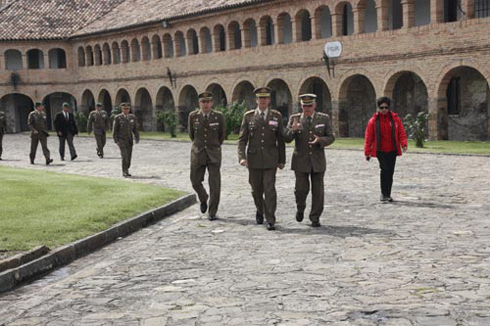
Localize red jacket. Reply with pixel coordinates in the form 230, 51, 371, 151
364, 111, 408, 157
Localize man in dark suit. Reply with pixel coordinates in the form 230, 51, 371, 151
284, 94, 335, 227
54, 102, 78, 161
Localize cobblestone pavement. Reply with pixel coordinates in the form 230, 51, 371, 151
1, 134, 490, 326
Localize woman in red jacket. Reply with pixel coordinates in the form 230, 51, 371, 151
364, 97, 408, 202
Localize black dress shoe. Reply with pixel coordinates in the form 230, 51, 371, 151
296, 211, 304, 222
123, 173, 132, 177
71, 155, 77, 161
208, 215, 217, 221
380, 195, 388, 202
386, 196, 393, 202
267, 223, 276, 231
30, 159, 34, 165
46, 158, 53, 165
311, 221, 321, 228
60, 157, 65, 161
200, 202, 208, 213
255, 211, 264, 225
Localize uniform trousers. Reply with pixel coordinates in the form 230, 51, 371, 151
295, 170, 325, 223
248, 168, 277, 225
118, 142, 133, 174
30, 136, 50, 161
190, 160, 221, 216
94, 132, 107, 156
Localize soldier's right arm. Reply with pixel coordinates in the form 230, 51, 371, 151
188, 113, 194, 141
237, 112, 249, 163
87, 112, 93, 134
112, 116, 119, 143
282, 115, 296, 143
27, 112, 36, 132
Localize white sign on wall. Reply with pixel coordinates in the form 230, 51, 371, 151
324, 41, 342, 58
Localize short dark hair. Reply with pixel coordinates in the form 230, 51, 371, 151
377, 97, 391, 108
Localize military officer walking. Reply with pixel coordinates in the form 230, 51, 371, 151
188, 92, 226, 220
87, 102, 111, 158
28, 102, 53, 165
285, 94, 335, 227
113, 103, 139, 177
54, 102, 78, 161
238, 87, 286, 231
0, 110, 6, 160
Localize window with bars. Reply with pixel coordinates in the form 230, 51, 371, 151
475, 0, 490, 18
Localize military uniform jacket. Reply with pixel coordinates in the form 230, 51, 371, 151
87, 110, 111, 134
113, 113, 139, 145
28, 110, 49, 138
0, 111, 6, 135
238, 109, 286, 169
286, 112, 335, 173
188, 109, 226, 165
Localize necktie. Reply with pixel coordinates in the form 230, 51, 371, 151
307, 116, 312, 126
203, 114, 208, 124
65, 112, 68, 120
260, 112, 265, 121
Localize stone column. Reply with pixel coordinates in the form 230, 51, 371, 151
402, 0, 415, 28
430, 0, 444, 23
186, 37, 194, 55
428, 97, 448, 140
94, 48, 101, 65
242, 26, 251, 48
353, 8, 366, 34
312, 13, 322, 39
331, 13, 343, 36
258, 22, 267, 46
275, 19, 284, 44
461, 0, 475, 19
212, 33, 221, 52
376, 2, 389, 31
292, 19, 299, 42
331, 100, 341, 137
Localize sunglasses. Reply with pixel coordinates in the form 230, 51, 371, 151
379, 106, 389, 110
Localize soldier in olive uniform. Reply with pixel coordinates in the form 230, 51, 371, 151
188, 92, 226, 220
0, 110, 6, 160
28, 102, 53, 165
113, 103, 139, 177
238, 87, 286, 231
87, 102, 111, 158
285, 94, 335, 227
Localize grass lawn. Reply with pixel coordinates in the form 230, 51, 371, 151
0, 166, 185, 254
78, 132, 489, 155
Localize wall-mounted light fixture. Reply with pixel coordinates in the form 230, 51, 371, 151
162, 20, 171, 28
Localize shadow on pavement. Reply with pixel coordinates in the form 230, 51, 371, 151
130, 175, 161, 180
277, 224, 396, 238
392, 200, 455, 209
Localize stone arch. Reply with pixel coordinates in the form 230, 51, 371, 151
267, 78, 293, 119
384, 71, 429, 119
295, 9, 312, 42
335, 2, 354, 36
357, 0, 377, 33
0, 93, 34, 132
243, 18, 258, 48
130, 38, 141, 62
42, 92, 77, 130
314, 5, 332, 39
112, 42, 121, 64
97, 89, 113, 115
4, 49, 23, 70
77, 47, 85, 67
299, 77, 332, 116
199, 27, 213, 53
163, 33, 174, 58
228, 21, 242, 50
93, 44, 102, 66
213, 24, 226, 52
81, 89, 96, 115
141, 36, 151, 61
178, 85, 199, 130
186, 29, 199, 55
102, 43, 111, 65
155, 86, 175, 131
175, 31, 186, 57
121, 40, 130, 63
338, 74, 376, 137
277, 12, 293, 44
115, 88, 131, 106
134, 88, 154, 131
436, 66, 490, 141
48, 48, 66, 69
206, 83, 228, 107
259, 15, 275, 45
232, 80, 256, 110
27, 48, 44, 69
151, 34, 163, 59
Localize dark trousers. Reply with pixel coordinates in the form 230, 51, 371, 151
118, 142, 133, 174
249, 168, 277, 225
190, 162, 221, 216
94, 132, 107, 156
30, 136, 50, 162
59, 133, 77, 159
295, 171, 325, 223
0, 133, 3, 158
377, 151, 397, 197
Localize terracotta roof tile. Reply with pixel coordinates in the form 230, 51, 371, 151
0, 0, 268, 41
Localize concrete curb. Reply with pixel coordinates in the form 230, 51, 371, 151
0, 193, 196, 294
